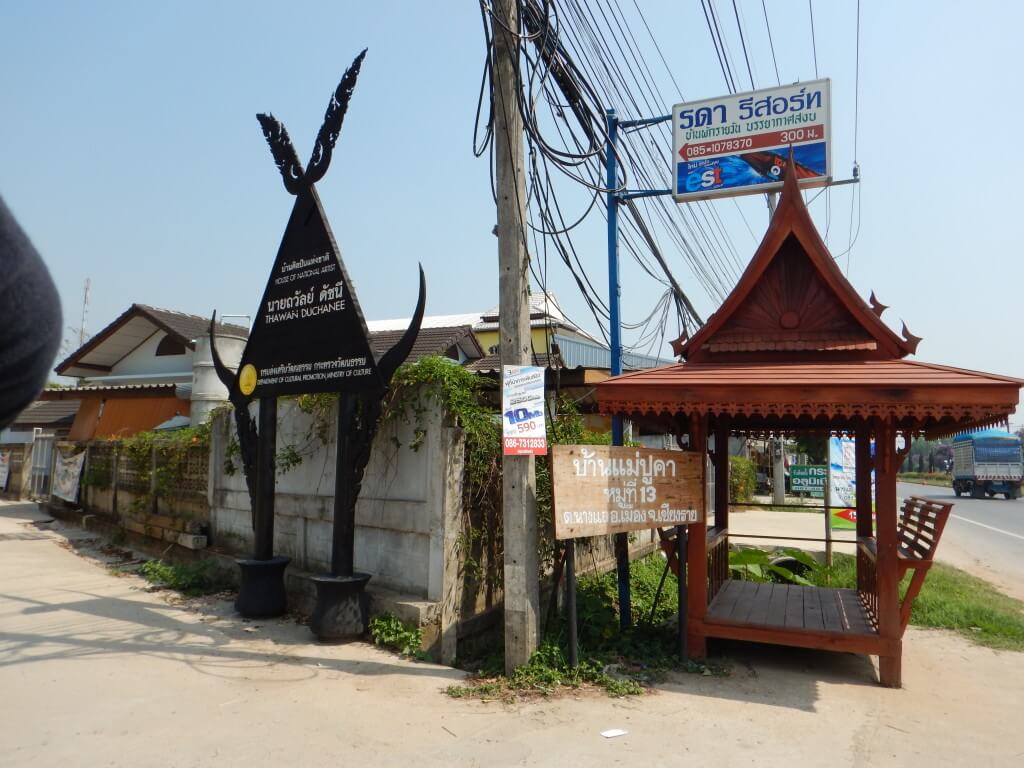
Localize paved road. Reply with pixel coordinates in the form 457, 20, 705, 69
898, 481, 1024, 596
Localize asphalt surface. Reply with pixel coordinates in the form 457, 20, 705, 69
898, 481, 1024, 592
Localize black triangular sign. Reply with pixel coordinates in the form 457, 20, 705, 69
239, 187, 381, 397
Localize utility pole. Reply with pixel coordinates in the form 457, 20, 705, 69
493, 0, 539, 674
79, 278, 91, 346
605, 109, 632, 629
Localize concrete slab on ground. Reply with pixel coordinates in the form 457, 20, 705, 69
2, 500, 1022, 767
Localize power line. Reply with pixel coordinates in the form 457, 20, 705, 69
808, 0, 820, 78
760, 0, 781, 85
732, 0, 756, 90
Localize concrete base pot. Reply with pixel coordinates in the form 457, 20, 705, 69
234, 556, 290, 618
310, 573, 371, 640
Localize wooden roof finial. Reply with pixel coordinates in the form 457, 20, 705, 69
869, 291, 888, 317
900, 321, 923, 354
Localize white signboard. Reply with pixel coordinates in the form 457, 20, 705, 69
672, 79, 831, 202
52, 450, 86, 503
0, 451, 9, 491
502, 365, 547, 456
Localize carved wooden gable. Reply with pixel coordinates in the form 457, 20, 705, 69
709, 234, 876, 354
677, 162, 913, 363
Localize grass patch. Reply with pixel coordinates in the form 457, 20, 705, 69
448, 553, 727, 701
369, 613, 429, 660
898, 472, 951, 487
808, 553, 1024, 651
139, 558, 232, 596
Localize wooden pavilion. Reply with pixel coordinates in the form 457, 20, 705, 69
595, 165, 1023, 687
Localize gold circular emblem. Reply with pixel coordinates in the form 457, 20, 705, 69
238, 364, 258, 396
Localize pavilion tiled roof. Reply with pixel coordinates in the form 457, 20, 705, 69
598, 164, 1022, 436
672, 156, 912, 362
597, 359, 1022, 433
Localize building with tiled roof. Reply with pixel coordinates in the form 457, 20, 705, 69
43, 304, 250, 440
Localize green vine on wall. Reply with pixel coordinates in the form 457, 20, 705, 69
381, 356, 612, 601
221, 393, 336, 478
80, 422, 213, 514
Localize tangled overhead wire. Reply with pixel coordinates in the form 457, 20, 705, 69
477, 0, 755, 358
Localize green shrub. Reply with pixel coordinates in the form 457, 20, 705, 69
729, 455, 756, 502
139, 559, 231, 596
369, 613, 427, 659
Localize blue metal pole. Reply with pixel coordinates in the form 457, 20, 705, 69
606, 108, 631, 629
606, 109, 623, 441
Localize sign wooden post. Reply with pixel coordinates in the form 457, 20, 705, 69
551, 445, 705, 663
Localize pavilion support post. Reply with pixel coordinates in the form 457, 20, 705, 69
874, 418, 902, 687
685, 412, 708, 659
855, 424, 874, 539
855, 423, 874, 594
713, 418, 730, 532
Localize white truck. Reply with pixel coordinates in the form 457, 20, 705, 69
952, 429, 1023, 500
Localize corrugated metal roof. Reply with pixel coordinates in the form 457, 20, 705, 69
11, 400, 80, 427
38, 383, 178, 400
464, 352, 562, 373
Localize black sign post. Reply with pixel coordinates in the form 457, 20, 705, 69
210, 50, 424, 628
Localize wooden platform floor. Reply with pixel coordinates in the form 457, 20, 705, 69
706, 580, 878, 636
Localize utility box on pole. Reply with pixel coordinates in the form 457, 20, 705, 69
492, 0, 540, 674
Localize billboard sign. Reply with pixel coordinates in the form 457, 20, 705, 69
791, 464, 826, 497
672, 79, 831, 202
502, 365, 547, 456
551, 445, 703, 539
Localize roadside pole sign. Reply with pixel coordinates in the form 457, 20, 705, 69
551, 445, 704, 539
791, 464, 826, 497
672, 79, 831, 202
502, 365, 547, 456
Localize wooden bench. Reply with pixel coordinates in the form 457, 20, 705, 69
858, 495, 953, 631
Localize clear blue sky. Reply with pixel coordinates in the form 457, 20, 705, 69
3, 2, 1022, 388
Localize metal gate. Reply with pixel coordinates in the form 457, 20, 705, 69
29, 432, 56, 498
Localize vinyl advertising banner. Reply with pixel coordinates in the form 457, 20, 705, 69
0, 451, 9, 491
672, 79, 831, 202
502, 365, 547, 456
829, 436, 875, 531
52, 449, 86, 503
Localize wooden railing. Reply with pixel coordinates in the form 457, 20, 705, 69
856, 536, 878, 630
707, 526, 729, 603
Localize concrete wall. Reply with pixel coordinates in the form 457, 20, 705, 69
208, 395, 465, 659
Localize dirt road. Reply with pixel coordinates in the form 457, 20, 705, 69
1, 500, 1021, 767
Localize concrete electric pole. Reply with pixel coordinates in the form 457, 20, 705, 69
492, 0, 540, 673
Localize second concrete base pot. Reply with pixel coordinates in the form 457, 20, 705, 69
235, 556, 290, 618
310, 573, 371, 640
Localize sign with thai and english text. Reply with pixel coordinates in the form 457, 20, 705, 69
791, 464, 826, 497
240, 188, 381, 397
